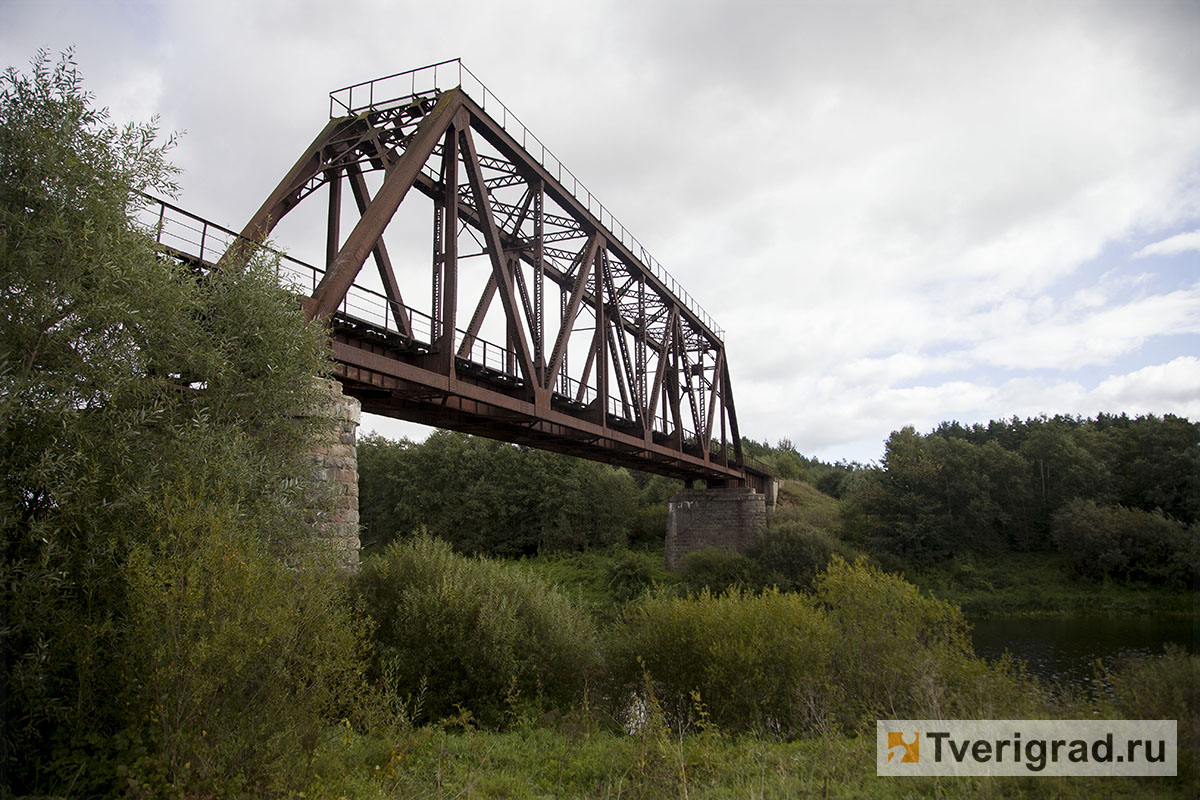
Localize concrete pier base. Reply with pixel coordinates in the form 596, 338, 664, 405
665, 487, 768, 571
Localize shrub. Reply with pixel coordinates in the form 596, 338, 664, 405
604, 587, 837, 737
604, 548, 657, 603
353, 535, 599, 727
120, 465, 366, 796
679, 548, 757, 595
812, 557, 1031, 728
605, 557, 1039, 739
628, 503, 668, 548
1052, 500, 1197, 587
745, 520, 837, 592
1105, 645, 1199, 791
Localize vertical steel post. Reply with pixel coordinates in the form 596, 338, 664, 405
439, 122, 460, 374
533, 180, 545, 387
591, 252, 606, 425
432, 201, 443, 343
326, 168, 342, 270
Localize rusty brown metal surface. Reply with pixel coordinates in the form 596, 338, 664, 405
143, 60, 770, 488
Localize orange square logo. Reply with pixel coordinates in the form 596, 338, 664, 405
887, 731, 919, 763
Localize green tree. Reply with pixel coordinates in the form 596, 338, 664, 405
1, 52, 361, 795
1052, 499, 1197, 587
356, 430, 639, 555
843, 427, 945, 563
1110, 414, 1200, 524
356, 432, 421, 552
1020, 419, 1113, 521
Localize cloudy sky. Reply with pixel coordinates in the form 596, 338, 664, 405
4, 0, 1198, 464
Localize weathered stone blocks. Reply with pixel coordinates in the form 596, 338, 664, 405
665, 487, 768, 571
303, 377, 361, 566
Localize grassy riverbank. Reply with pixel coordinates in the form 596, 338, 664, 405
306, 724, 1191, 799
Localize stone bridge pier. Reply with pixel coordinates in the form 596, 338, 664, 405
304, 380, 776, 572
306, 378, 362, 565
665, 483, 777, 571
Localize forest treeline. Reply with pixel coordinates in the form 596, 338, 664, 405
841, 415, 1198, 585
359, 413, 1198, 589
357, 431, 683, 555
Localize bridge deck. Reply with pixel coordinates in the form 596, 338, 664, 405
142, 198, 760, 486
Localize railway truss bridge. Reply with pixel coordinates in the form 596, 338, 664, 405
141, 60, 773, 540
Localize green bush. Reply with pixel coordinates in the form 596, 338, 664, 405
608, 556, 1037, 739
628, 503, 669, 548
353, 535, 600, 727
1105, 645, 1199, 792
1052, 499, 1197, 587
120, 464, 366, 796
679, 547, 757, 595
605, 587, 837, 737
745, 520, 837, 591
604, 548, 657, 603
812, 557, 1032, 727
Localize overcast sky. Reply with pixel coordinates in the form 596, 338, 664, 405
4, 0, 1198, 464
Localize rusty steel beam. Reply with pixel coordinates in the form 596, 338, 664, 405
546, 232, 600, 382
224, 117, 348, 264
216, 72, 749, 484
346, 162, 413, 338
310, 90, 466, 319
330, 337, 744, 483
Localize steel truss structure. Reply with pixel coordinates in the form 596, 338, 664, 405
212, 61, 761, 487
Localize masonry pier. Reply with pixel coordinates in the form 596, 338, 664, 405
305, 377, 362, 565
665, 486, 772, 571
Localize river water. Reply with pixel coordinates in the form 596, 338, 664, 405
969, 615, 1198, 686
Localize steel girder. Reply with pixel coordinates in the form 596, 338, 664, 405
225, 83, 749, 485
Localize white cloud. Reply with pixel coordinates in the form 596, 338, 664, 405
1091, 357, 1200, 416
1133, 230, 1200, 258
967, 286, 1200, 371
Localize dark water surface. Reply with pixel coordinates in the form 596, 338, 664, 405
969, 615, 1199, 686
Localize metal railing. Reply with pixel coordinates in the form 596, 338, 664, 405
133, 194, 320, 295
329, 58, 725, 340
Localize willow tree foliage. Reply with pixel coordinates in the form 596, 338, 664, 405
1, 52, 362, 796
